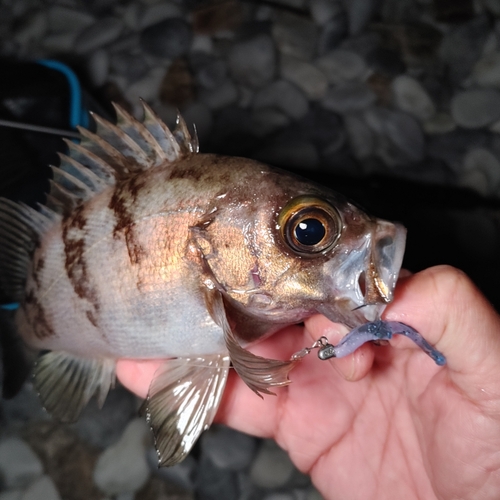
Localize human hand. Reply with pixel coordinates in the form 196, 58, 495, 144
117, 266, 500, 500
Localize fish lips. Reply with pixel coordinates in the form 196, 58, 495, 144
318, 221, 407, 329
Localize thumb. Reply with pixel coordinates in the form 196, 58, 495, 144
384, 265, 500, 405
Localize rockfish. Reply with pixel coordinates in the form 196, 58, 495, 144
0, 102, 406, 465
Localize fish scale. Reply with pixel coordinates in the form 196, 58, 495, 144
0, 101, 407, 466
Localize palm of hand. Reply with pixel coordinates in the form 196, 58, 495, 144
220, 324, 500, 500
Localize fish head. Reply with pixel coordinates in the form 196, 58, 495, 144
195, 161, 406, 334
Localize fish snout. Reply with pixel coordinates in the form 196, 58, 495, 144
358, 221, 406, 305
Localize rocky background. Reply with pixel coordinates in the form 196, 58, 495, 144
1, 0, 500, 498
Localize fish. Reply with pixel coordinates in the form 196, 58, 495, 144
0, 101, 406, 466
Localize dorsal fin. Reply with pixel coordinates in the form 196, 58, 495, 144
45, 101, 198, 216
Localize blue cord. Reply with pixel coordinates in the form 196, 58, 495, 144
0, 303, 20, 311
37, 59, 89, 130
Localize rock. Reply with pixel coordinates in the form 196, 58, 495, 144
21, 421, 103, 500
228, 34, 276, 88
262, 493, 295, 500
472, 51, 500, 88
310, 0, 343, 26
195, 454, 239, 500
0, 438, 43, 489
75, 17, 123, 54
461, 148, 500, 191
423, 113, 457, 135
317, 49, 368, 85
159, 58, 195, 107
272, 11, 318, 60
366, 73, 392, 105
439, 15, 490, 84
427, 129, 492, 173
21, 476, 61, 500
251, 108, 291, 136
122, 3, 142, 30
199, 80, 238, 110
364, 108, 426, 165
253, 80, 309, 120
317, 13, 349, 55
147, 447, 196, 491
41, 32, 78, 52
192, 56, 227, 90
249, 440, 296, 489
200, 425, 258, 471
1, 383, 47, 428
110, 51, 149, 83
344, 113, 375, 159
93, 418, 151, 496
87, 49, 109, 87
321, 83, 376, 114
280, 55, 328, 100
125, 66, 167, 110
140, 2, 183, 29
458, 169, 490, 196
192, 0, 243, 35
291, 105, 345, 150
0, 491, 22, 500
391, 75, 435, 121
191, 34, 213, 54
307, 488, 325, 500
70, 385, 138, 450
46, 6, 94, 33
140, 18, 192, 59
340, 0, 377, 35
451, 89, 500, 128
483, 0, 500, 15
238, 86, 254, 108
14, 10, 47, 46
365, 47, 406, 78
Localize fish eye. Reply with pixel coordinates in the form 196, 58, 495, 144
278, 196, 341, 256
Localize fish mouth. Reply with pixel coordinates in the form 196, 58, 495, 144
319, 221, 407, 329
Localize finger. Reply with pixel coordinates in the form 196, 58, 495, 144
304, 315, 375, 381
384, 265, 500, 405
116, 359, 162, 399
216, 324, 309, 437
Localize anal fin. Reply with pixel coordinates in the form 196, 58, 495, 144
141, 354, 230, 467
34, 351, 115, 423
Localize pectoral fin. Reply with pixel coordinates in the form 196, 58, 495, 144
33, 351, 115, 423
206, 288, 298, 398
141, 354, 230, 467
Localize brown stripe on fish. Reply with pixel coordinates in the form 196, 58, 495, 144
108, 174, 147, 265
62, 204, 101, 324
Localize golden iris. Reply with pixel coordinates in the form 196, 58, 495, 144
278, 196, 341, 255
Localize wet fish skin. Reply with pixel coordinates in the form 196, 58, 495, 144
0, 103, 406, 466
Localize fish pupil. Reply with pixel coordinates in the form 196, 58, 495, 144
294, 218, 326, 246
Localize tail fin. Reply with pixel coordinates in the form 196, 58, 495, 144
0, 198, 49, 398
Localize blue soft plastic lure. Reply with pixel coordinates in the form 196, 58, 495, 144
318, 320, 446, 366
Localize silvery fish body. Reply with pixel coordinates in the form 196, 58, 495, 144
0, 103, 405, 465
